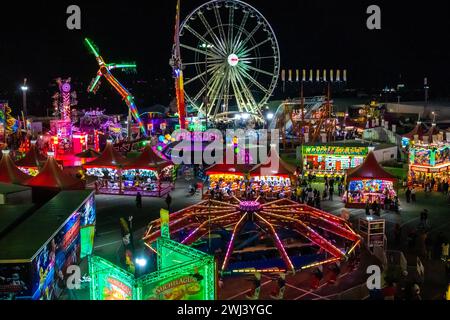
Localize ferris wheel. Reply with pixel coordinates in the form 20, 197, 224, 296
178, 0, 280, 122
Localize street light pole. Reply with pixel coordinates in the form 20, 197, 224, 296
21, 78, 28, 117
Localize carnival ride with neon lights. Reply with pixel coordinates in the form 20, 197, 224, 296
177, 0, 280, 123
84, 38, 147, 138
143, 197, 361, 275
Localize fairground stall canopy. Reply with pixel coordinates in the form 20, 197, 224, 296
121, 144, 174, 197
143, 198, 361, 275
408, 131, 450, 187
345, 152, 397, 208
0, 150, 31, 185
24, 152, 84, 190
15, 140, 47, 176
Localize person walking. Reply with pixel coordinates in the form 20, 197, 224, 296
135, 192, 142, 209
365, 200, 371, 216
405, 187, 411, 203
420, 209, 428, 228
411, 187, 417, 203
165, 193, 172, 211
329, 185, 334, 201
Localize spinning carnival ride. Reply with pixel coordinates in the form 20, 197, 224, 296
144, 198, 361, 275
177, 0, 280, 122
85, 38, 147, 137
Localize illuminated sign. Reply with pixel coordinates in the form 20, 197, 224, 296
303, 146, 368, 156
153, 276, 201, 299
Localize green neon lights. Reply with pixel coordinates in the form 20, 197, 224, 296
89, 237, 215, 300
85, 38, 100, 58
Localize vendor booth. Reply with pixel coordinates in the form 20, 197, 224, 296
206, 162, 255, 199
248, 152, 296, 200
302, 144, 368, 177
344, 152, 397, 208
408, 140, 450, 187
121, 144, 174, 197
83, 139, 128, 194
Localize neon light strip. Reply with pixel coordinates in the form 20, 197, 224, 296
221, 213, 248, 271
347, 240, 361, 255
85, 38, 100, 58
255, 213, 295, 272
410, 163, 450, 170
301, 258, 340, 270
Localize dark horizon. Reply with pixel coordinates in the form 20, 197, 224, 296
2, 0, 450, 116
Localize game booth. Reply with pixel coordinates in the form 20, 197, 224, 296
408, 138, 450, 187
84, 140, 175, 197
344, 152, 397, 208
83, 139, 128, 195
15, 140, 47, 176
205, 162, 255, 199
248, 153, 297, 200
0, 150, 31, 185
302, 144, 369, 177
0, 191, 96, 300
121, 144, 175, 197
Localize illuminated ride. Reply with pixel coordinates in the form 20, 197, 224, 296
178, 0, 280, 123
84, 38, 147, 138
144, 197, 361, 275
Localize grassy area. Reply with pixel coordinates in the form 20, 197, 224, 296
281, 154, 300, 167
383, 166, 408, 181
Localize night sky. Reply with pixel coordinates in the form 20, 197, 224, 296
1, 0, 450, 116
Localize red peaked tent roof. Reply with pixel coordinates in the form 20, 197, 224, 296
0, 150, 31, 184
123, 145, 173, 171
206, 161, 256, 176
250, 151, 296, 177
402, 122, 427, 140
83, 141, 127, 168
347, 152, 396, 181
15, 143, 47, 168
423, 124, 441, 142
24, 154, 84, 189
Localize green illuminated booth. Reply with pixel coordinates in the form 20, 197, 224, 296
88, 237, 216, 300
